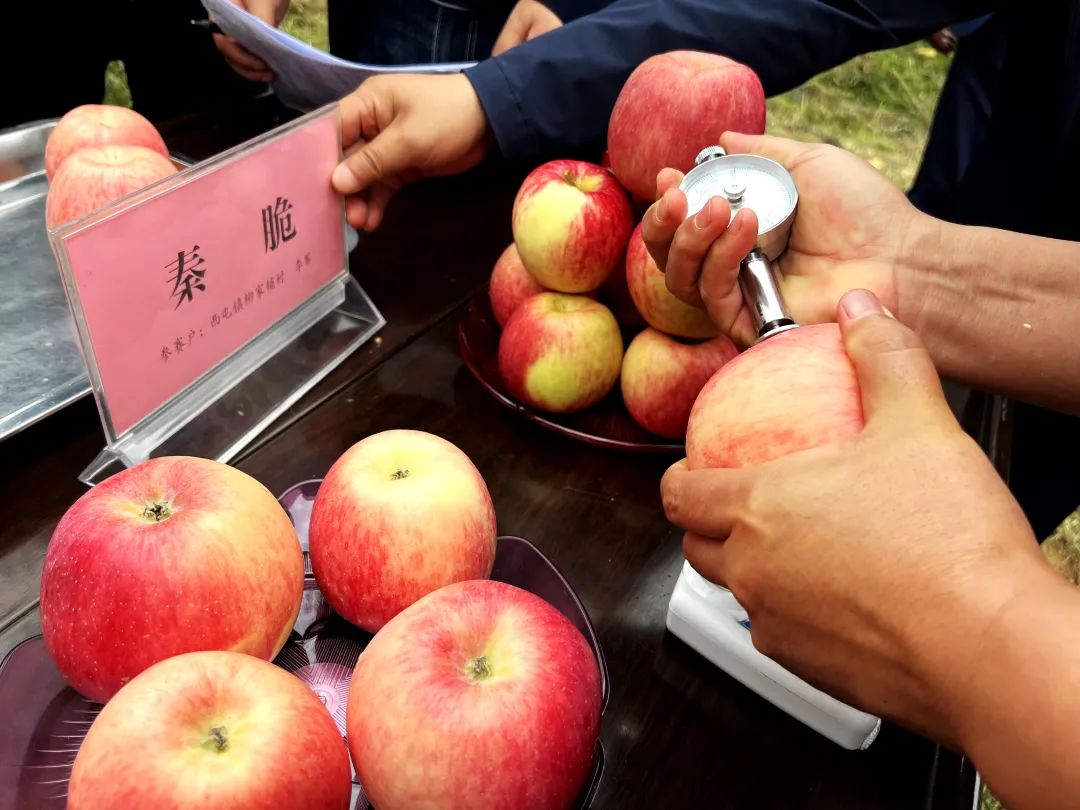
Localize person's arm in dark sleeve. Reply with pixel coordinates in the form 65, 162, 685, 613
465, 0, 996, 160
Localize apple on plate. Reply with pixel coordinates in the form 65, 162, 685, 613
511, 159, 633, 293
608, 51, 766, 202
347, 579, 602, 810
309, 429, 497, 633
45, 144, 178, 228
45, 104, 169, 180
498, 292, 623, 413
686, 323, 864, 468
489, 242, 546, 327
621, 328, 739, 439
625, 223, 718, 339
40, 456, 304, 703
68, 650, 351, 810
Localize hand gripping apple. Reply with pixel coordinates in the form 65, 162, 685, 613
665, 148, 881, 749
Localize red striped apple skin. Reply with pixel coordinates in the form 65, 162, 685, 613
309, 430, 497, 633
511, 159, 633, 293
347, 579, 602, 810
45, 144, 177, 228
621, 328, 739, 439
498, 293, 623, 413
489, 242, 546, 326
608, 51, 766, 202
40, 456, 304, 703
686, 323, 864, 468
45, 103, 168, 180
68, 651, 351, 810
625, 223, 719, 339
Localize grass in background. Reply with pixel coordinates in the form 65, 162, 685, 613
107, 1, 952, 191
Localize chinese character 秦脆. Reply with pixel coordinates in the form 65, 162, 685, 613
166, 246, 208, 309
261, 197, 297, 253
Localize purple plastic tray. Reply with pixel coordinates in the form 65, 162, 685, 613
0, 479, 608, 810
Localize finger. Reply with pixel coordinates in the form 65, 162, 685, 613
214, 36, 274, 80
697, 209, 760, 343
641, 185, 687, 272
683, 532, 730, 588
363, 183, 398, 231
719, 131, 819, 169
661, 463, 751, 539
664, 196, 734, 307
655, 167, 684, 199
344, 195, 369, 231
836, 289, 954, 427
331, 126, 414, 195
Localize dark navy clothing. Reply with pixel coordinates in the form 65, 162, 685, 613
466, 0, 1080, 537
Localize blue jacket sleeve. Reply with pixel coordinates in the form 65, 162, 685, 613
465, 0, 996, 160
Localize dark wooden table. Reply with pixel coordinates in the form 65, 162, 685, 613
0, 97, 990, 809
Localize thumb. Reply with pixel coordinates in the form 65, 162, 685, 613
719, 131, 818, 168
331, 125, 415, 195
837, 289, 953, 427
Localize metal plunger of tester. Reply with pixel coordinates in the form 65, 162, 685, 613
678, 146, 800, 342
667, 148, 882, 750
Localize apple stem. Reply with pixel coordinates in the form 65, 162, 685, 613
140, 502, 172, 522
467, 655, 492, 681
206, 726, 229, 752
563, 170, 577, 186
390, 469, 411, 480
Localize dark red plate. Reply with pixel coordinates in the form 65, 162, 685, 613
0, 480, 607, 810
457, 294, 684, 454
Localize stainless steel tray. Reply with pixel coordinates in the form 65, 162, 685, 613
0, 119, 90, 441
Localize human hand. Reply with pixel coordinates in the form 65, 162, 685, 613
332, 74, 494, 231
660, 290, 1054, 746
213, 0, 290, 83
641, 132, 929, 347
492, 0, 563, 56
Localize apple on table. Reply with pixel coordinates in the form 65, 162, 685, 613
498, 292, 623, 414
45, 103, 169, 181
347, 579, 603, 810
39, 456, 304, 703
622, 328, 739, 439
309, 429, 498, 633
67, 650, 352, 810
45, 144, 178, 228
512, 159, 633, 293
489, 242, 546, 327
608, 51, 766, 202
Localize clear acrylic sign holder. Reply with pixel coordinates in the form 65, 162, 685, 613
48, 105, 384, 486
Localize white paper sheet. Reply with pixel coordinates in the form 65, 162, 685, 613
201, 0, 477, 111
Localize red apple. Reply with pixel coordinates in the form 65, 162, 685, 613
621, 328, 739, 439
45, 144, 178, 228
68, 650, 351, 810
489, 242, 546, 326
309, 429, 497, 633
45, 104, 169, 180
347, 579, 602, 810
597, 251, 647, 329
686, 323, 864, 468
40, 456, 304, 703
511, 159, 633, 293
608, 51, 766, 201
499, 292, 623, 413
626, 223, 718, 338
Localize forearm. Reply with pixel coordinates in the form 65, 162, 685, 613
902, 217, 1080, 414
949, 567, 1080, 810
468, 0, 987, 159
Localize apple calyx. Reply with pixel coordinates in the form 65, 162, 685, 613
203, 726, 229, 753
562, 170, 602, 193
390, 469, 411, 481
466, 655, 493, 682
140, 501, 172, 523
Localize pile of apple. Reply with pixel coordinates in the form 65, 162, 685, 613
490, 50, 766, 440
41, 431, 601, 810
44, 104, 179, 229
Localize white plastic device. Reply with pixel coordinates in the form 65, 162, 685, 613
666, 561, 881, 751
